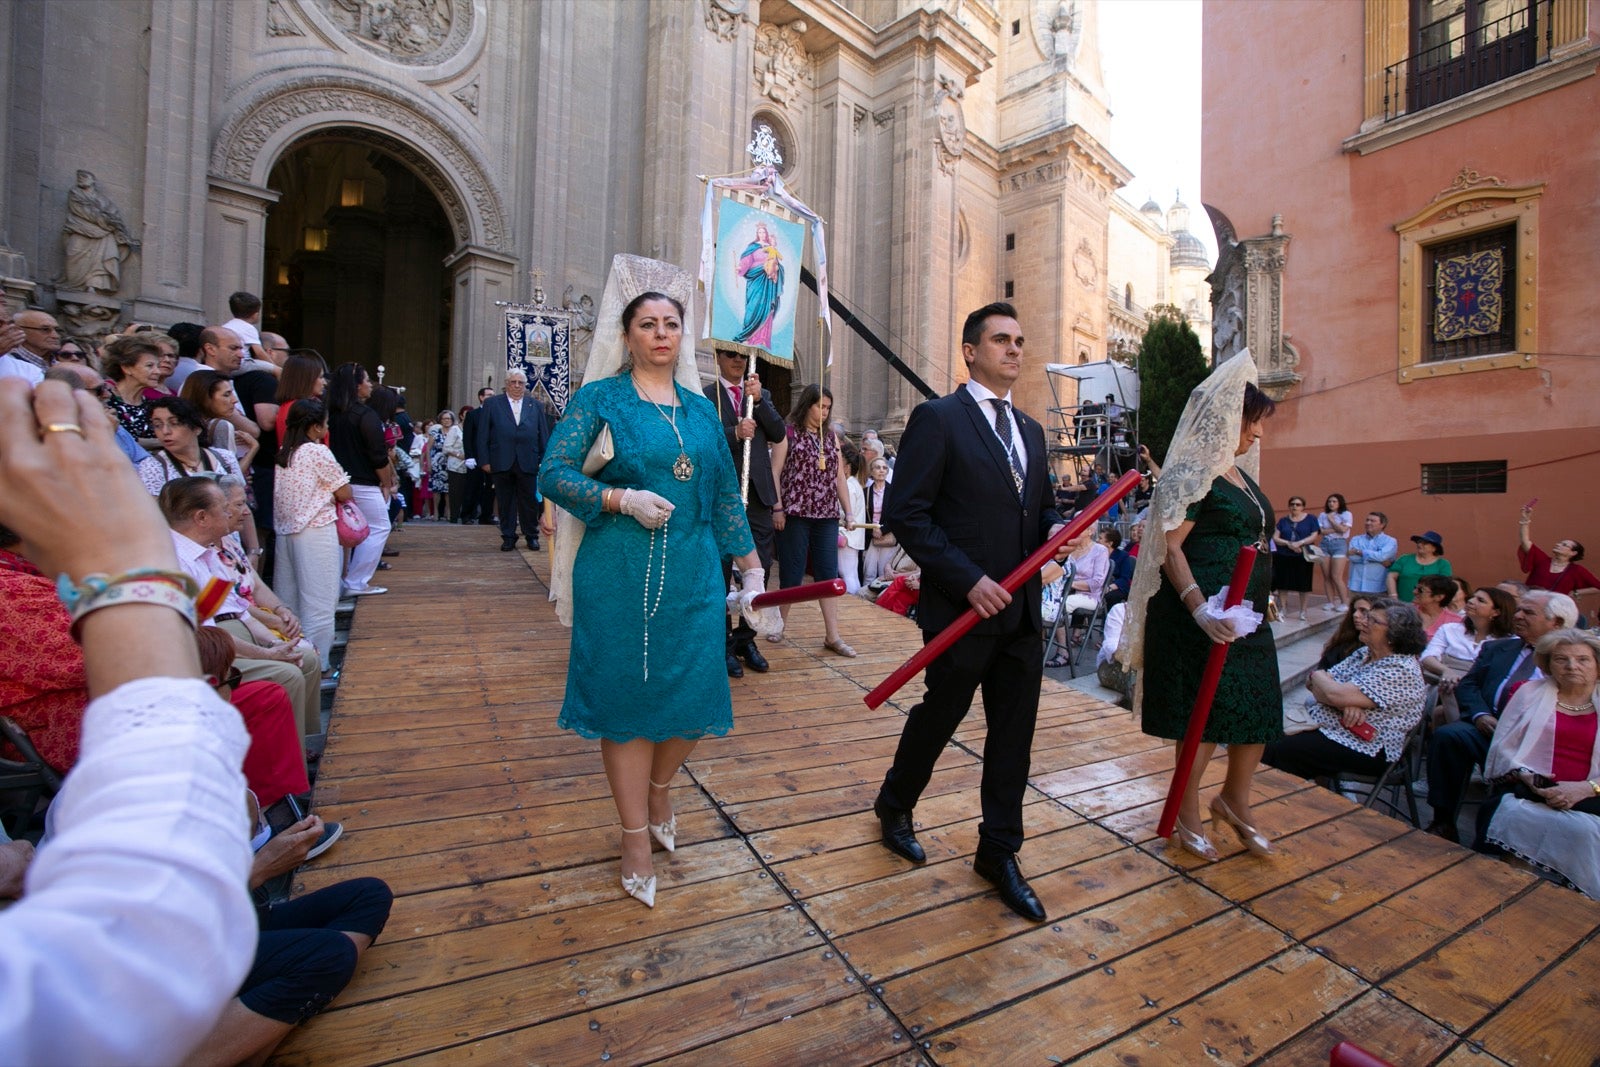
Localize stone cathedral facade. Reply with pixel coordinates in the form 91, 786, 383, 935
0, 0, 1178, 429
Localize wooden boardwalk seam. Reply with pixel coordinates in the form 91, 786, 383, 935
275, 525, 1600, 1066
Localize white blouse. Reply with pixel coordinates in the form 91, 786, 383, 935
1422, 620, 1490, 665
0, 678, 255, 1064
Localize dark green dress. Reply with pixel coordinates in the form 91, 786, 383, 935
1141, 473, 1283, 745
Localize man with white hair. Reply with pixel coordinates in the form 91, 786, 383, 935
1424, 589, 1579, 841
476, 369, 552, 552
0, 310, 59, 385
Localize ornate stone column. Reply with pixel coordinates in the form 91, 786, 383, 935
1208, 210, 1301, 398
443, 244, 519, 402
199, 178, 280, 327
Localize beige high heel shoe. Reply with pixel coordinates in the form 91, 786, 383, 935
1169, 816, 1221, 862
647, 778, 677, 852
620, 825, 656, 908
1210, 796, 1272, 856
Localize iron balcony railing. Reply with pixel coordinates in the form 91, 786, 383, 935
1383, 3, 1550, 121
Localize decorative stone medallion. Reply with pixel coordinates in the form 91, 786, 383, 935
317, 0, 472, 65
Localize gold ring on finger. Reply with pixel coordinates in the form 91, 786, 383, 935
43, 423, 84, 436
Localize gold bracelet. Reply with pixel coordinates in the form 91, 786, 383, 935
1590, 780, 1600, 797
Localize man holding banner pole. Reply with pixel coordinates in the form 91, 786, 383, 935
707, 347, 787, 678
872, 302, 1079, 922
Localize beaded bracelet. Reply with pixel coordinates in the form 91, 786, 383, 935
67, 580, 198, 638
1177, 582, 1200, 601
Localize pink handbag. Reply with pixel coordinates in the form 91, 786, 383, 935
334, 499, 370, 549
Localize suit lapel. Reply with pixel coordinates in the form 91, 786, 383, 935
958, 389, 1018, 495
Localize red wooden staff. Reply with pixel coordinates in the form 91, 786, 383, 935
749, 578, 847, 609
864, 469, 1141, 710
1155, 543, 1259, 840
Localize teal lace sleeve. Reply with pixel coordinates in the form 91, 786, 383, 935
690, 394, 754, 560
538, 383, 609, 527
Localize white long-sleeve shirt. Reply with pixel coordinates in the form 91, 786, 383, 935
0, 677, 255, 1065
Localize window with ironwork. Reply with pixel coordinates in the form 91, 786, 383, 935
1421, 460, 1507, 494
1396, 0, 1538, 116
1422, 224, 1516, 362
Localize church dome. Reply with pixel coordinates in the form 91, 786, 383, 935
1172, 228, 1210, 269
1140, 197, 1163, 226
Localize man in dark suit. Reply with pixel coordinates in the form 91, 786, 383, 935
873, 301, 1073, 922
475, 370, 552, 552
1425, 590, 1577, 840
705, 348, 787, 678
460, 387, 494, 524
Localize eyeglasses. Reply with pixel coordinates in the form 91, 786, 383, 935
22, 324, 60, 334
1366, 615, 1389, 628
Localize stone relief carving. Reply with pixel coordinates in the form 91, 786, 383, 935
451, 79, 479, 115
1072, 238, 1097, 290
1430, 165, 1505, 203
563, 284, 596, 362
933, 74, 967, 176
1206, 206, 1299, 398
320, 0, 471, 65
267, 0, 307, 37
754, 21, 811, 109
56, 296, 123, 341
1033, 0, 1081, 65
59, 170, 139, 295
210, 78, 507, 252
704, 0, 748, 42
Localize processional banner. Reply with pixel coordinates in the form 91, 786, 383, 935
709, 200, 806, 367
503, 306, 572, 414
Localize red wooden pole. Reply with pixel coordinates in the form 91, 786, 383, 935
749, 578, 847, 609
864, 469, 1141, 710
1155, 543, 1259, 840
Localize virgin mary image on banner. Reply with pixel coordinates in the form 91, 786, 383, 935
710, 200, 804, 364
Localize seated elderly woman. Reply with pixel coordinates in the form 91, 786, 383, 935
1475, 629, 1600, 898
1264, 600, 1430, 782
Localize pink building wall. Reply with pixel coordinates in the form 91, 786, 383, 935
1203, 0, 1600, 598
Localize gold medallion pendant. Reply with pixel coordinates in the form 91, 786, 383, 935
673, 452, 694, 481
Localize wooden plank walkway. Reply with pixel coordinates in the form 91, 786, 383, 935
276, 524, 1600, 1066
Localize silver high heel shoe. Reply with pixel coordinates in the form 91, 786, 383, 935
1169, 816, 1221, 862
648, 778, 677, 852
620, 825, 656, 908
1210, 796, 1272, 856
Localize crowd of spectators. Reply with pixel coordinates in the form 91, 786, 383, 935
0, 298, 398, 1061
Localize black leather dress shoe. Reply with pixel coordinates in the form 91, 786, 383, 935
526, 539, 541, 551
738, 641, 769, 672
726, 653, 744, 678
874, 800, 925, 863
500, 542, 516, 552
973, 851, 1046, 922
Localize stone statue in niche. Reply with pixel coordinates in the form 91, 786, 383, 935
564, 285, 596, 361
1206, 206, 1300, 397
704, 0, 748, 42
59, 170, 139, 295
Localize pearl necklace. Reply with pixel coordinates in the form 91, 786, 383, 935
641, 515, 669, 680
1556, 698, 1595, 712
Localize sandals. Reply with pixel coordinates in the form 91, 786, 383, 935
824, 638, 857, 658
1044, 654, 1071, 669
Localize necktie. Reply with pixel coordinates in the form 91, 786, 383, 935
1495, 647, 1537, 714
991, 399, 1025, 495
731, 384, 743, 413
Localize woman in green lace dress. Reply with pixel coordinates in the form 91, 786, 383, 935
540, 285, 761, 911
1121, 354, 1281, 863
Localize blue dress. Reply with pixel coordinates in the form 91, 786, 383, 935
539, 374, 755, 742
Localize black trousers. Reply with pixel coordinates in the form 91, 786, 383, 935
1425, 719, 1492, 826
447, 469, 470, 522
493, 466, 540, 546
876, 620, 1044, 855
1263, 728, 1389, 780
727, 503, 775, 652
241, 877, 392, 1024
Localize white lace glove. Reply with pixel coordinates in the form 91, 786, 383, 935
465, 458, 477, 471
619, 488, 674, 530
1191, 586, 1264, 645
726, 566, 782, 635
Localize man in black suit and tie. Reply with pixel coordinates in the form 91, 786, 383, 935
475, 369, 552, 552
873, 301, 1074, 921
1425, 589, 1578, 840
706, 348, 788, 678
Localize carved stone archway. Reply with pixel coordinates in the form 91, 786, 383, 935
204, 73, 515, 407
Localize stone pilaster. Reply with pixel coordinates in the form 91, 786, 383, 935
196, 178, 280, 329
142, 0, 215, 321
443, 245, 519, 403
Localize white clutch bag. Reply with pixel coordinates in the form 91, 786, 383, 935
582, 422, 614, 476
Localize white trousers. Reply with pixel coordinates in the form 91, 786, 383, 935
839, 546, 862, 594
342, 484, 392, 591
863, 544, 898, 583
277, 522, 342, 671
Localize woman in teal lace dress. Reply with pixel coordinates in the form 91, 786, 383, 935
540, 287, 760, 910
1121, 355, 1282, 863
